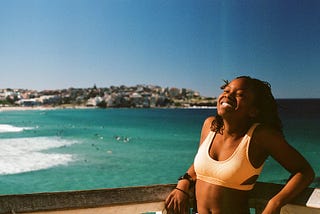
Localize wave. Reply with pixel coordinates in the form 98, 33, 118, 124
0, 124, 33, 133
0, 137, 79, 175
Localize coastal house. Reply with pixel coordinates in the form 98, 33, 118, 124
39, 95, 61, 105
86, 96, 103, 107
0, 92, 6, 101
15, 99, 41, 107
130, 92, 143, 107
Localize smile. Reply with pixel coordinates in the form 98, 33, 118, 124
220, 101, 236, 109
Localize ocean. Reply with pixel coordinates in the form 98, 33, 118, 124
0, 99, 319, 195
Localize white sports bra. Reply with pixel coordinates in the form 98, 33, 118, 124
194, 123, 264, 191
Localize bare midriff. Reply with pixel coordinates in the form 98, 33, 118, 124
196, 180, 250, 214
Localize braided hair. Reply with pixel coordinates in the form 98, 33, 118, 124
211, 76, 283, 134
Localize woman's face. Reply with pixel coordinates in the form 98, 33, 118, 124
217, 78, 258, 119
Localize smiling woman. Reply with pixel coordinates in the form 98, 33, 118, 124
165, 76, 315, 214
215, 76, 283, 133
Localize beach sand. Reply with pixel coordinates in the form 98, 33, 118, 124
0, 105, 94, 112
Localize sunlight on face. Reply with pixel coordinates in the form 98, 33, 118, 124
217, 78, 257, 118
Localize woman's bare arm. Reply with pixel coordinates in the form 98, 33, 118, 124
165, 116, 215, 213
256, 127, 315, 213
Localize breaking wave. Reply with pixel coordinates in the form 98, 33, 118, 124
0, 124, 33, 133
0, 137, 78, 175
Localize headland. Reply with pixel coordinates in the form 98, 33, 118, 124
0, 85, 216, 110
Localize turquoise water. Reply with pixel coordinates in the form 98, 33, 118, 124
0, 102, 319, 195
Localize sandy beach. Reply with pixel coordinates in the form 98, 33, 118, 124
0, 105, 93, 112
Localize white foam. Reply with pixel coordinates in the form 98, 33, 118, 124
0, 137, 78, 175
0, 124, 33, 133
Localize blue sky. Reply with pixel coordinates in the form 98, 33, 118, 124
0, 0, 319, 98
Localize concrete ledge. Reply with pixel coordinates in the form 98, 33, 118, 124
0, 182, 318, 214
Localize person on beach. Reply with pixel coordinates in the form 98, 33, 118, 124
165, 76, 315, 214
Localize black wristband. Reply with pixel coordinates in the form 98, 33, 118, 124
175, 187, 189, 198
178, 173, 194, 186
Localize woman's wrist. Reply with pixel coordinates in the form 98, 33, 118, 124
264, 198, 283, 213
177, 172, 195, 189
176, 179, 190, 190
175, 187, 190, 198
178, 173, 194, 183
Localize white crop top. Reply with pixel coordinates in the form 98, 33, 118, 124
194, 123, 264, 191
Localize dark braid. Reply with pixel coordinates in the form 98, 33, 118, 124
211, 76, 283, 134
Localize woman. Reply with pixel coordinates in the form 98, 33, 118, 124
165, 76, 315, 214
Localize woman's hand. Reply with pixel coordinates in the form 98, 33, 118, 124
261, 199, 281, 214
165, 188, 190, 214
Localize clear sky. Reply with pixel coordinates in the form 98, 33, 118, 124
0, 0, 320, 98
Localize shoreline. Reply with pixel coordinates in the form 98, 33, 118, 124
0, 105, 94, 112
2, 98, 320, 112
0, 105, 217, 112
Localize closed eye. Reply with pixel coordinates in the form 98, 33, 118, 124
236, 93, 245, 97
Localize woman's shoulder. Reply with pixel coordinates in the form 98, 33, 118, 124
254, 123, 283, 137
202, 116, 217, 130
252, 124, 286, 149
204, 116, 216, 124
199, 116, 216, 144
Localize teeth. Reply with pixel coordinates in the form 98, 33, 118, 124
221, 102, 233, 108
